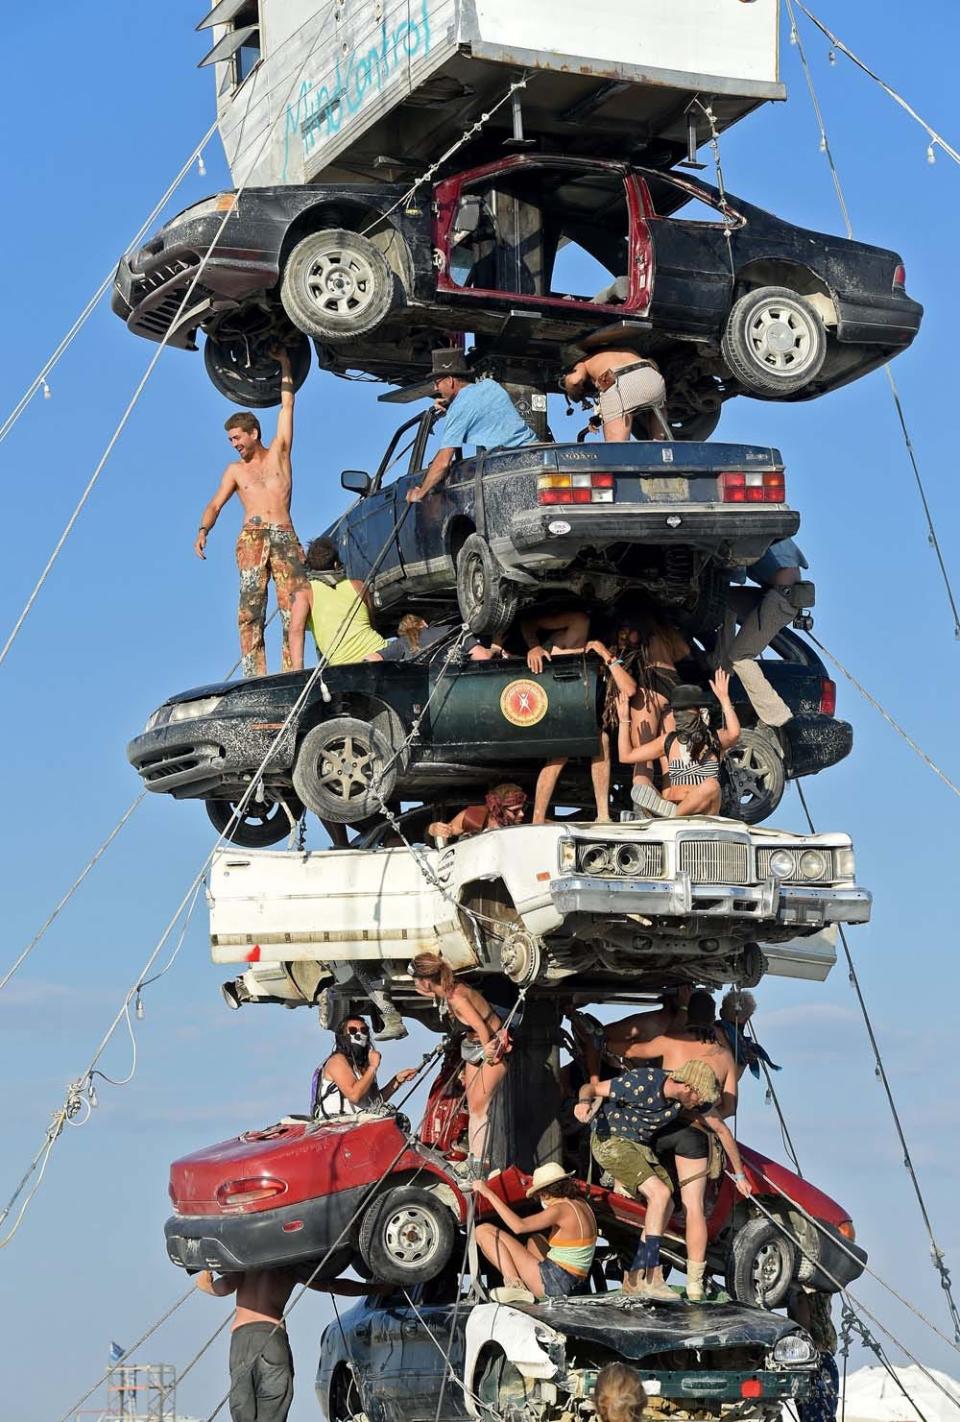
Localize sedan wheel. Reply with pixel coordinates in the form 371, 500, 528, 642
205, 793, 303, 847
330, 1365, 366, 1422
357, 1186, 455, 1285
281, 229, 397, 341
720, 728, 786, 824
292, 716, 397, 824
725, 1215, 797, 1308
722, 285, 827, 397
455, 532, 519, 638
203, 330, 311, 408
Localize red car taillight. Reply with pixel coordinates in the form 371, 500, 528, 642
538, 472, 615, 505
741, 1380, 764, 1400
838, 1218, 856, 1241
216, 1176, 287, 1208
819, 677, 837, 716
719, 471, 786, 503
893, 263, 906, 290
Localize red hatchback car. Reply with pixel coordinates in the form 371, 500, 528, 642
165, 1058, 865, 1306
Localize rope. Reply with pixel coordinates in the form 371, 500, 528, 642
0, 118, 220, 450
796, 780, 960, 1343
783, 0, 960, 639
0, 10, 331, 672
791, 1, 960, 169
745, 1021, 803, 1176
839, 1303, 932, 1422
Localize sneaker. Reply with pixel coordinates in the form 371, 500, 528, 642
630, 783, 677, 819
372, 1010, 409, 1042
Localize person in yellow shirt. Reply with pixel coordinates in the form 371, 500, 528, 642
288, 537, 387, 670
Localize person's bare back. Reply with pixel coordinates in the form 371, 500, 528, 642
629, 1028, 739, 1117
198, 1266, 298, 1329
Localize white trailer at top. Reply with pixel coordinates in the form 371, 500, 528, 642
200, 0, 784, 189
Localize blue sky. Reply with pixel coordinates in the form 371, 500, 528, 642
1, 3, 959, 1418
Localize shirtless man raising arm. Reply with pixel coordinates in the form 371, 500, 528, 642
195, 347, 307, 678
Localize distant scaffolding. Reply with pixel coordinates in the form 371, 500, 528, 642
104, 1362, 177, 1421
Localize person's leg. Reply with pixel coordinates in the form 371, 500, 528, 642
464, 1059, 508, 1164
268, 531, 308, 674
733, 658, 793, 728
236, 528, 270, 679
533, 758, 567, 823
663, 780, 722, 817
676, 1157, 709, 1300
252, 1327, 295, 1422
728, 586, 796, 663
601, 413, 633, 442
474, 1223, 546, 1296
624, 1175, 674, 1298
228, 1326, 263, 1422
591, 732, 611, 821
525, 1233, 550, 1261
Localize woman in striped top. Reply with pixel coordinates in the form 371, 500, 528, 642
616, 669, 741, 818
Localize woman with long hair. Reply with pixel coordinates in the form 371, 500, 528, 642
602, 608, 691, 792
594, 1363, 648, 1422
472, 1163, 597, 1299
617, 669, 740, 818
408, 953, 510, 1173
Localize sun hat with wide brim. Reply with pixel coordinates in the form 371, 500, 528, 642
669, 1059, 721, 1106
525, 1163, 575, 1198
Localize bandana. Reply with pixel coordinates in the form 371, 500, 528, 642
484, 785, 527, 827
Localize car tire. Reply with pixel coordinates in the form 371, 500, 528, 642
722, 286, 827, 397
725, 1214, 797, 1308
357, 1186, 456, 1285
737, 943, 767, 990
660, 406, 722, 442
456, 533, 519, 638
203, 331, 311, 408
329, 1364, 366, 1422
281, 229, 397, 342
293, 716, 397, 825
720, 727, 786, 823
205, 792, 303, 847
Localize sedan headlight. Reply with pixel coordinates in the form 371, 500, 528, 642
558, 838, 576, 872
798, 849, 829, 881
169, 694, 225, 724
833, 847, 855, 879
767, 849, 797, 879
771, 1334, 816, 1366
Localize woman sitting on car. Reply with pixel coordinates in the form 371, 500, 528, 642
472, 1162, 597, 1300
311, 1017, 417, 1119
617, 670, 741, 819
408, 953, 511, 1175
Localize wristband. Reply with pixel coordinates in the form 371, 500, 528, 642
609, 656, 623, 667
732, 1172, 745, 1180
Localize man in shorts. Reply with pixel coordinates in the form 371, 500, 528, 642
560, 346, 670, 441
575, 1060, 752, 1301
721, 537, 814, 728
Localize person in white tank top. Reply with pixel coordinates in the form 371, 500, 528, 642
312, 1017, 417, 1120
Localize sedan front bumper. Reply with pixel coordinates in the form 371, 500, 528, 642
127, 716, 296, 798
508, 505, 799, 566
550, 874, 871, 929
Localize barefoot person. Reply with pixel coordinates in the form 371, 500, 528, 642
472, 1163, 597, 1299
409, 953, 510, 1174
195, 348, 306, 677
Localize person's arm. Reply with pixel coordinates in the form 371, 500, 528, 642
381, 1066, 418, 1100
194, 468, 238, 558
699, 1111, 752, 1195
710, 669, 741, 750
197, 1269, 240, 1298
586, 640, 638, 697
349, 577, 376, 613
622, 1034, 669, 1062
573, 1077, 613, 1123
616, 692, 666, 764
471, 1181, 564, 1235
719, 1063, 739, 1120
325, 1049, 382, 1104
407, 448, 455, 501
449, 989, 496, 1046
288, 586, 312, 672
273, 347, 295, 455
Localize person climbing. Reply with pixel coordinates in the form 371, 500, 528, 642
408, 953, 511, 1175
575, 1060, 752, 1301
594, 1363, 649, 1422
287, 536, 387, 670
198, 1265, 386, 1422
560, 346, 670, 441
571, 985, 694, 1085
427, 784, 527, 842
621, 989, 740, 1119
471, 1162, 598, 1299
522, 608, 639, 823
720, 536, 813, 728
618, 671, 741, 819
718, 989, 781, 1082
195, 347, 307, 679
310, 1017, 416, 1118
406, 349, 537, 502
601, 608, 691, 798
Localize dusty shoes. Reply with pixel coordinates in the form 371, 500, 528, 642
630, 783, 677, 819
372, 1009, 409, 1042
685, 1261, 707, 1302
490, 1285, 536, 1304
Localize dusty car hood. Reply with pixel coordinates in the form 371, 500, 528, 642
507, 1296, 802, 1356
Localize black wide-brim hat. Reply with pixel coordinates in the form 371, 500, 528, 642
431, 347, 474, 380
671, 683, 712, 710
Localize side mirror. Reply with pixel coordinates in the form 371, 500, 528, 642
453, 194, 482, 237
341, 469, 372, 496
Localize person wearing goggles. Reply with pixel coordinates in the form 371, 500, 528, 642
311, 1017, 416, 1120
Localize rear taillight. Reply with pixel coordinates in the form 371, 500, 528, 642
838, 1219, 856, 1241
538, 471, 615, 505
741, 1380, 764, 1400
893, 263, 906, 290
720, 470, 786, 503
216, 1177, 287, 1208
820, 677, 836, 717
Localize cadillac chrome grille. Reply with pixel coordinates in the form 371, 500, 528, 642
679, 839, 751, 885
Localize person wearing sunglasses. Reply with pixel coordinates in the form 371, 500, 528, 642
310, 1017, 417, 1120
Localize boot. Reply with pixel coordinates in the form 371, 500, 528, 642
686, 1260, 707, 1302
372, 1006, 408, 1042
641, 1270, 681, 1303
622, 1269, 645, 1296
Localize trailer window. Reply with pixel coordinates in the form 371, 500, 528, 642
197, 0, 262, 91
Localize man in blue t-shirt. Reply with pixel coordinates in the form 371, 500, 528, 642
406, 348, 536, 503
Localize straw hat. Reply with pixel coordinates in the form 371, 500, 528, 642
525, 1163, 574, 1198
670, 1060, 721, 1106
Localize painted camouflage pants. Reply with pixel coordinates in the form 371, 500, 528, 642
236, 524, 306, 679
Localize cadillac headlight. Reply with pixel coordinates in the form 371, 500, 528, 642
772, 1334, 816, 1366
833, 847, 855, 879
798, 850, 829, 881
581, 844, 612, 874
767, 849, 796, 879
167, 695, 225, 724
558, 839, 576, 872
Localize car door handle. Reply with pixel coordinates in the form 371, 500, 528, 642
354, 1323, 371, 1341
551, 660, 585, 681
401, 1320, 420, 1338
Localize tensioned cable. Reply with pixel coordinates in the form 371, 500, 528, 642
811, 634, 960, 800
0, 607, 280, 997
796, 780, 960, 1344
0, 4, 332, 672
783, 0, 960, 639
791, 1, 960, 168
0, 118, 220, 450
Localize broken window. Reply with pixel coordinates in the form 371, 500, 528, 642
644, 174, 737, 225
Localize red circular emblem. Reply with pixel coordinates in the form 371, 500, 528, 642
499, 679, 549, 727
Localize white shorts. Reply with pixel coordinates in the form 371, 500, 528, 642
598, 364, 667, 424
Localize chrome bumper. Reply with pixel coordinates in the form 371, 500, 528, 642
550, 875, 872, 926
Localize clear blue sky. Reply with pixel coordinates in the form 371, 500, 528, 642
1, 3, 959, 1418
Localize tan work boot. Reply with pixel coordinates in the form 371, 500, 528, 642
622, 1269, 644, 1295
686, 1261, 707, 1302
641, 1271, 680, 1303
